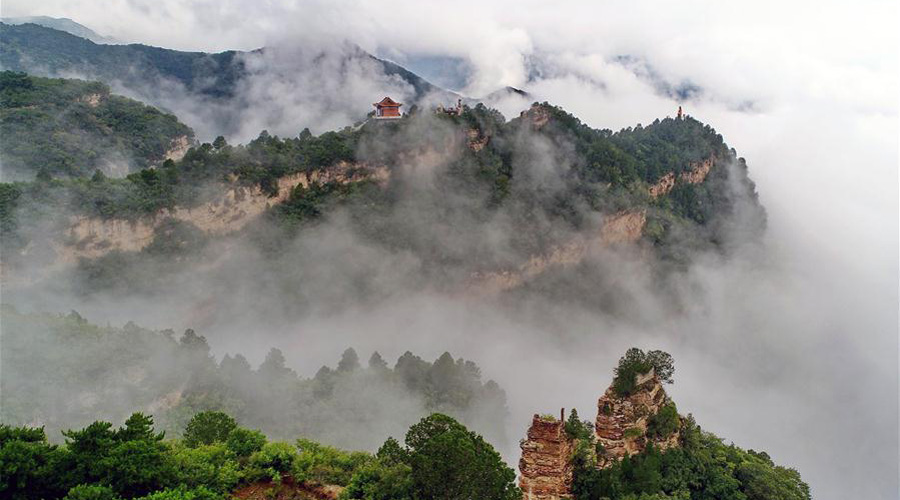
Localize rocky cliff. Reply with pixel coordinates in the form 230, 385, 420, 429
594, 371, 679, 467
468, 210, 647, 295
51, 163, 389, 264
518, 371, 680, 499
519, 411, 574, 500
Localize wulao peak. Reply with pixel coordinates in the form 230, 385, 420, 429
519, 350, 680, 500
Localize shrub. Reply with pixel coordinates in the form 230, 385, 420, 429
169, 443, 241, 494
293, 438, 371, 486
225, 428, 266, 458
64, 484, 122, 500
247, 442, 297, 482
134, 486, 219, 500
623, 428, 644, 440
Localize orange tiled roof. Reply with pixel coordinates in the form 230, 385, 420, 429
374, 96, 402, 107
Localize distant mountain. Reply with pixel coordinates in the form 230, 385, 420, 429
0, 23, 458, 140
0, 71, 193, 180
0, 23, 246, 99
0, 16, 119, 44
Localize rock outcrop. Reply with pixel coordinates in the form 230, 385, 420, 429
520, 103, 552, 129
680, 156, 714, 184
519, 411, 574, 500
466, 128, 489, 152
518, 371, 681, 499
468, 210, 646, 295
649, 172, 676, 198
594, 371, 679, 467
164, 135, 192, 162
648, 156, 716, 199
53, 163, 389, 263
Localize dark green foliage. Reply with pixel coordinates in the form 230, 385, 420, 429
564, 409, 594, 441
225, 428, 266, 458
293, 438, 371, 486
572, 418, 811, 500
246, 442, 296, 481
0, 425, 70, 500
0, 414, 177, 500
64, 484, 122, 500
404, 414, 519, 500
0, 71, 193, 179
646, 403, 680, 440
344, 414, 518, 500
613, 348, 675, 397
134, 486, 220, 500
183, 412, 237, 447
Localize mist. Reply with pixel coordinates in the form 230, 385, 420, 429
1, 2, 897, 499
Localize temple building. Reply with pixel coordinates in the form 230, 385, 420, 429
373, 96, 402, 119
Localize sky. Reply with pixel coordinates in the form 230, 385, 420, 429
2, 1, 898, 498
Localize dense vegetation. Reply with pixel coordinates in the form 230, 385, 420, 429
612, 348, 675, 397
0, 96, 762, 282
568, 412, 810, 500
0, 307, 510, 452
0, 71, 193, 179
0, 411, 518, 500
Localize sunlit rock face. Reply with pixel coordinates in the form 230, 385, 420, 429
518, 371, 681, 499
594, 371, 679, 467
518, 412, 574, 500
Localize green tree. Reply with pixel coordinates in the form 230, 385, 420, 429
404, 414, 519, 500
183, 412, 237, 447
613, 349, 675, 397
646, 404, 680, 440
101, 436, 174, 498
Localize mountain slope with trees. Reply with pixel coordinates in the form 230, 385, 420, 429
0, 71, 193, 180
0, 22, 451, 118
0, 307, 510, 452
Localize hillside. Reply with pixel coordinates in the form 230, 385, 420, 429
0, 97, 765, 312
0, 71, 193, 180
0, 343, 810, 500
0, 22, 456, 139
519, 349, 811, 500
0, 306, 509, 451
0, 16, 118, 44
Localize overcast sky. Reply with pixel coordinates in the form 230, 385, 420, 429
2, 1, 898, 498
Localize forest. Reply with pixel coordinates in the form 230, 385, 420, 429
0, 72, 193, 179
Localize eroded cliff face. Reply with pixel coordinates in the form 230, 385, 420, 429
48, 163, 389, 265
520, 104, 552, 129
468, 210, 646, 294
519, 413, 574, 500
518, 372, 680, 500
648, 156, 716, 199
679, 156, 714, 184
594, 372, 679, 467
164, 135, 192, 162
